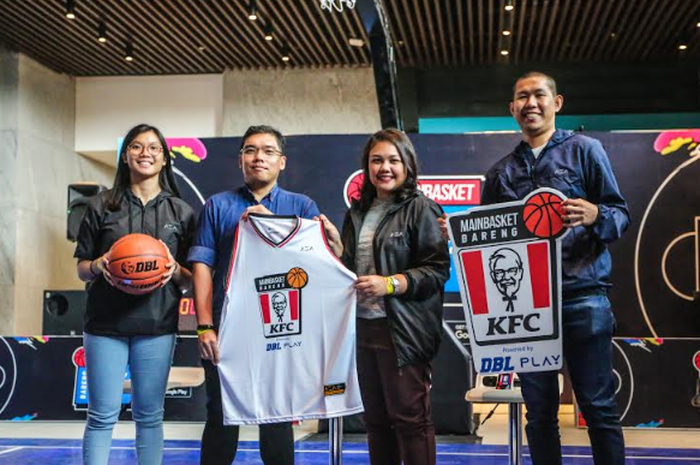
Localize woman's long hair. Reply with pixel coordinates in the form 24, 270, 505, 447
357, 128, 419, 212
106, 124, 181, 211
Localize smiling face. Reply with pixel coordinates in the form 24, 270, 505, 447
510, 75, 563, 142
124, 130, 166, 181
490, 249, 524, 298
367, 141, 408, 200
238, 132, 287, 190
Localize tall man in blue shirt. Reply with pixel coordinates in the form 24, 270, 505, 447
442, 72, 630, 464
188, 125, 320, 465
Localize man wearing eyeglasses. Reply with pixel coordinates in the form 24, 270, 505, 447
188, 125, 319, 465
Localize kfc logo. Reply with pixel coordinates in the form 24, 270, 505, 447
255, 268, 307, 338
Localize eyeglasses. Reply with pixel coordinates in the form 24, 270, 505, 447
240, 145, 283, 158
493, 267, 520, 280
128, 143, 163, 156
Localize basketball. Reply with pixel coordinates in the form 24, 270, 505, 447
106, 233, 169, 295
523, 192, 565, 238
286, 267, 309, 289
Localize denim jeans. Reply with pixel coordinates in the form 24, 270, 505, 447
519, 294, 625, 465
200, 359, 295, 465
83, 333, 176, 465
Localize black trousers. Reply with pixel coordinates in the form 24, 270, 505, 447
356, 318, 436, 465
200, 360, 295, 465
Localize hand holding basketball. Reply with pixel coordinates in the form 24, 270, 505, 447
90, 253, 115, 285
159, 240, 177, 287
562, 198, 599, 227
106, 233, 170, 295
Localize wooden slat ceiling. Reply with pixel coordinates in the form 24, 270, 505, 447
0, 0, 699, 76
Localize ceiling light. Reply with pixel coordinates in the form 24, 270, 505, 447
348, 38, 364, 47
500, 50, 509, 56
65, 0, 76, 19
281, 45, 290, 62
502, 30, 511, 36
125, 42, 134, 62
696, 22, 700, 28
679, 44, 688, 51
504, 0, 514, 12
97, 21, 107, 43
248, 0, 258, 21
263, 22, 273, 41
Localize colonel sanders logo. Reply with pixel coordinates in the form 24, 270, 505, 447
489, 248, 524, 313
255, 269, 305, 338
271, 292, 288, 323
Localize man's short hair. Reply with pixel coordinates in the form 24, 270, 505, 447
240, 125, 286, 154
513, 72, 558, 97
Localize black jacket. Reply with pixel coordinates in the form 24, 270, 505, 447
341, 191, 450, 367
74, 189, 196, 336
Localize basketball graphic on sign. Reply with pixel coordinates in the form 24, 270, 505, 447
286, 267, 309, 289
523, 191, 566, 238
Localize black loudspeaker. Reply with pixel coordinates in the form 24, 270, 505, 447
67, 183, 106, 242
43, 290, 86, 335
430, 327, 476, 434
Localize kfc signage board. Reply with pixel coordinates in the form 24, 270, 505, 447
447, 188, 569, 374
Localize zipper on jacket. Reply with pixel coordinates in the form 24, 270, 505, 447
526, 160, 537, 189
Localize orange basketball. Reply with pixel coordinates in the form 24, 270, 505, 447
523, 192, 565, 238
286, 267, 309, 289
107, 233, 169, 295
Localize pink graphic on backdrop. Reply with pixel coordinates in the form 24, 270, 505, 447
166, 138, 208, 163
653, 130, 700, 156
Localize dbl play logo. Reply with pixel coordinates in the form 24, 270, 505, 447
447, 188, 569, 373
256, 268, 308, 338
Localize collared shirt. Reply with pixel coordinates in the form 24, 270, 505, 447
187, 184, 320, 327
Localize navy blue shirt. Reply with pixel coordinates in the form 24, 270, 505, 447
482, 129, 630, 297
187, 185, 320, 326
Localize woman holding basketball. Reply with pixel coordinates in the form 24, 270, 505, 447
74, 124, 195, 465
326, 128, 450, 465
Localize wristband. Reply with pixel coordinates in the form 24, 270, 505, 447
197, 324, 215, 337
385, 277, 395, 295
390, 276, 401, 295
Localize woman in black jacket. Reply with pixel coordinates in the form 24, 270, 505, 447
335, 128, 450, 465
74, 124, 195, 465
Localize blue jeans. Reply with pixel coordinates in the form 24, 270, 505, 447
519, 294, 625, 465
83, 333, 176, 465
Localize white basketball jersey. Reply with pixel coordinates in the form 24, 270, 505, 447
218, 214, 363, 425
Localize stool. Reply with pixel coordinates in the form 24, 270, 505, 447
465, 373, 563, 465
123, 366, 205, 393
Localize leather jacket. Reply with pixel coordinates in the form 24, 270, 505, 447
341, 191, 450, 367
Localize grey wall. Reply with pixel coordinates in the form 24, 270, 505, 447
222, 67, 381, 136
0, 47, 113, 335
